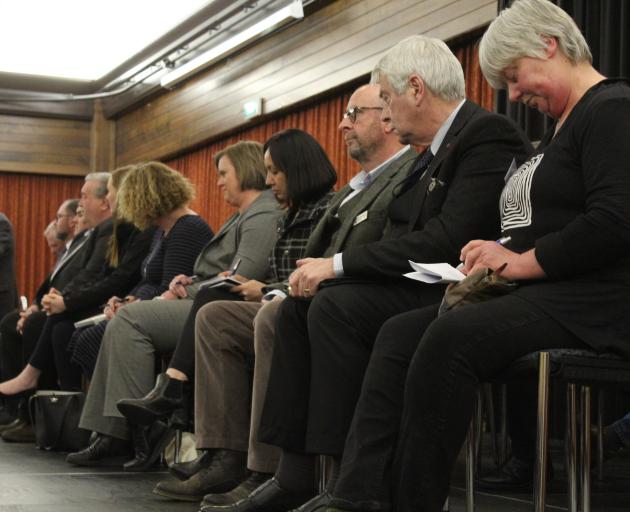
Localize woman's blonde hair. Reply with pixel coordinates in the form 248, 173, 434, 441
106, 165, 136, 267
115, 161, 195, 230
214, 141, 266, 191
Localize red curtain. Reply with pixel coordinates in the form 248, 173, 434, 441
0, 172, 83, 302
3, 37, 492, 302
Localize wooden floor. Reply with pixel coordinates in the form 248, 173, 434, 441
1, 436, 629, 511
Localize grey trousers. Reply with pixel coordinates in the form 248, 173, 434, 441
195, 298, 282, 473
80, 299, 193, 440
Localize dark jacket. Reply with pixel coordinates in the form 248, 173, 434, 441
342, 101, 533, 278
0, 213, 18, 318
62, 220, 155, 315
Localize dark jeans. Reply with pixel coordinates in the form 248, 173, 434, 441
258, 280, 444, 455
168, 287, 242, 378
378, 295, 586, 512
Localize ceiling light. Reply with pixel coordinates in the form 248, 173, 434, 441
160, 0, 303, 89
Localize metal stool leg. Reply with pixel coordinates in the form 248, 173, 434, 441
566, 383, 578, 512
534, 352, 550, 512
442, 497, 450, 511
581, 385, 592, 512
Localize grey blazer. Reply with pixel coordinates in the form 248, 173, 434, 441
0, 213, 18, 318
305, 147, 417, 258
188, 189, 284, 298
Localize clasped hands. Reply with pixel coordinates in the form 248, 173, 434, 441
103, 295, 137, 320
41, 288, 66, 315
287, 257, 335, 298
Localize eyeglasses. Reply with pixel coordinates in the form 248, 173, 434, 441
343, 106, 383, 123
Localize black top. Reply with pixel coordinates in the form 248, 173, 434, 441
132, 215, 214, 299
506, 79, 630, 358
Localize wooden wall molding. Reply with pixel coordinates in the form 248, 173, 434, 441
116, 0, 496, 165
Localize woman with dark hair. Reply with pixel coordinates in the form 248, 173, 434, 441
68, 162, 214, 379
120, 129, 337, 502
68, 140, 284, 470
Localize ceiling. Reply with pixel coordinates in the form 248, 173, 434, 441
0, 0, 315, 120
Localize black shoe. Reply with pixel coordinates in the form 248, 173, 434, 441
123, 420, 174, 472
153, 449, 248, 502
200, 477, 315, 512
0, 407, 16, 426
1, 419, 34, 443
65, 434, 131, 467
0, 417, 22, 434
169, 449, 214, 480
290, 491, 332, 512
202, 472, 273, 507
117, 373, 184, 425
475, 456, 553, 492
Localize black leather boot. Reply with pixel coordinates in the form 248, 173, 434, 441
123, 419, 174, 472
117, 373, 185, 425
169, 449, 214, 480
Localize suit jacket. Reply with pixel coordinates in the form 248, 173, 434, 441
188, 190, 284, 298
305, 147, 417, 258
62, 222, 155, 314
0, 213, 18, 318
343, 101, 533, 278
34, 230, 92, 305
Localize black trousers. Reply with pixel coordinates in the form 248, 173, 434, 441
258, 279, 444, 456
29, 314, 83, 391
328, 294, 586, 512
168, 287, 243, 378
0, 310, 51, 384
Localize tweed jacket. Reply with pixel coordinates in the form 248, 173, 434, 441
304, 147, 417, 259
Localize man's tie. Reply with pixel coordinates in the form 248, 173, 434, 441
396, 148, 434, 196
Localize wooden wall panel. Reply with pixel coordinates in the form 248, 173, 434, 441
0, 171, 83, 302
0, 115, 90, 176
116, 0, 496, 165
165, 36, 494, 233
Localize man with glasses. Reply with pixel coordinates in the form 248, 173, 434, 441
155, 83, 416, 507
241, 35, 533, 512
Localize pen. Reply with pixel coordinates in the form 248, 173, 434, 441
496, 236, 512, 246
229, 258, 241, 276
175, 275, 199, 285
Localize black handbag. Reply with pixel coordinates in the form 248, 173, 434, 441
28, 390, 91, 452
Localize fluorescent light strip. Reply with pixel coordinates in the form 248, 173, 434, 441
160, 0, 304, 88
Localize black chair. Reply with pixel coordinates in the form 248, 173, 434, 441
465, 349, 630, 512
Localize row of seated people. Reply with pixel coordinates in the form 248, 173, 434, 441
1, 1, 630, 510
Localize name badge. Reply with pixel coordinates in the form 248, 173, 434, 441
353, 211, 368, 226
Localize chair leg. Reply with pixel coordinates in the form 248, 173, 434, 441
500, 383, 508, 465
534, 352, 550, 512
596, 389, 604, 482
475, 389, 484, 473
173, 429, 183, 464
442, 497, 450, 511
581, 385, 592, 512
318, 455, 328, 493
566, 383, 578, 512
482, 383, 500, 468
465, 394, 479, 512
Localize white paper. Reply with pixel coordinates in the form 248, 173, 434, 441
74, 313, 108, 329
404, 261, 466, 284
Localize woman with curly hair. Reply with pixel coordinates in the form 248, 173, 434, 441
69, 162, 214, 379
68, 141, 284, 471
